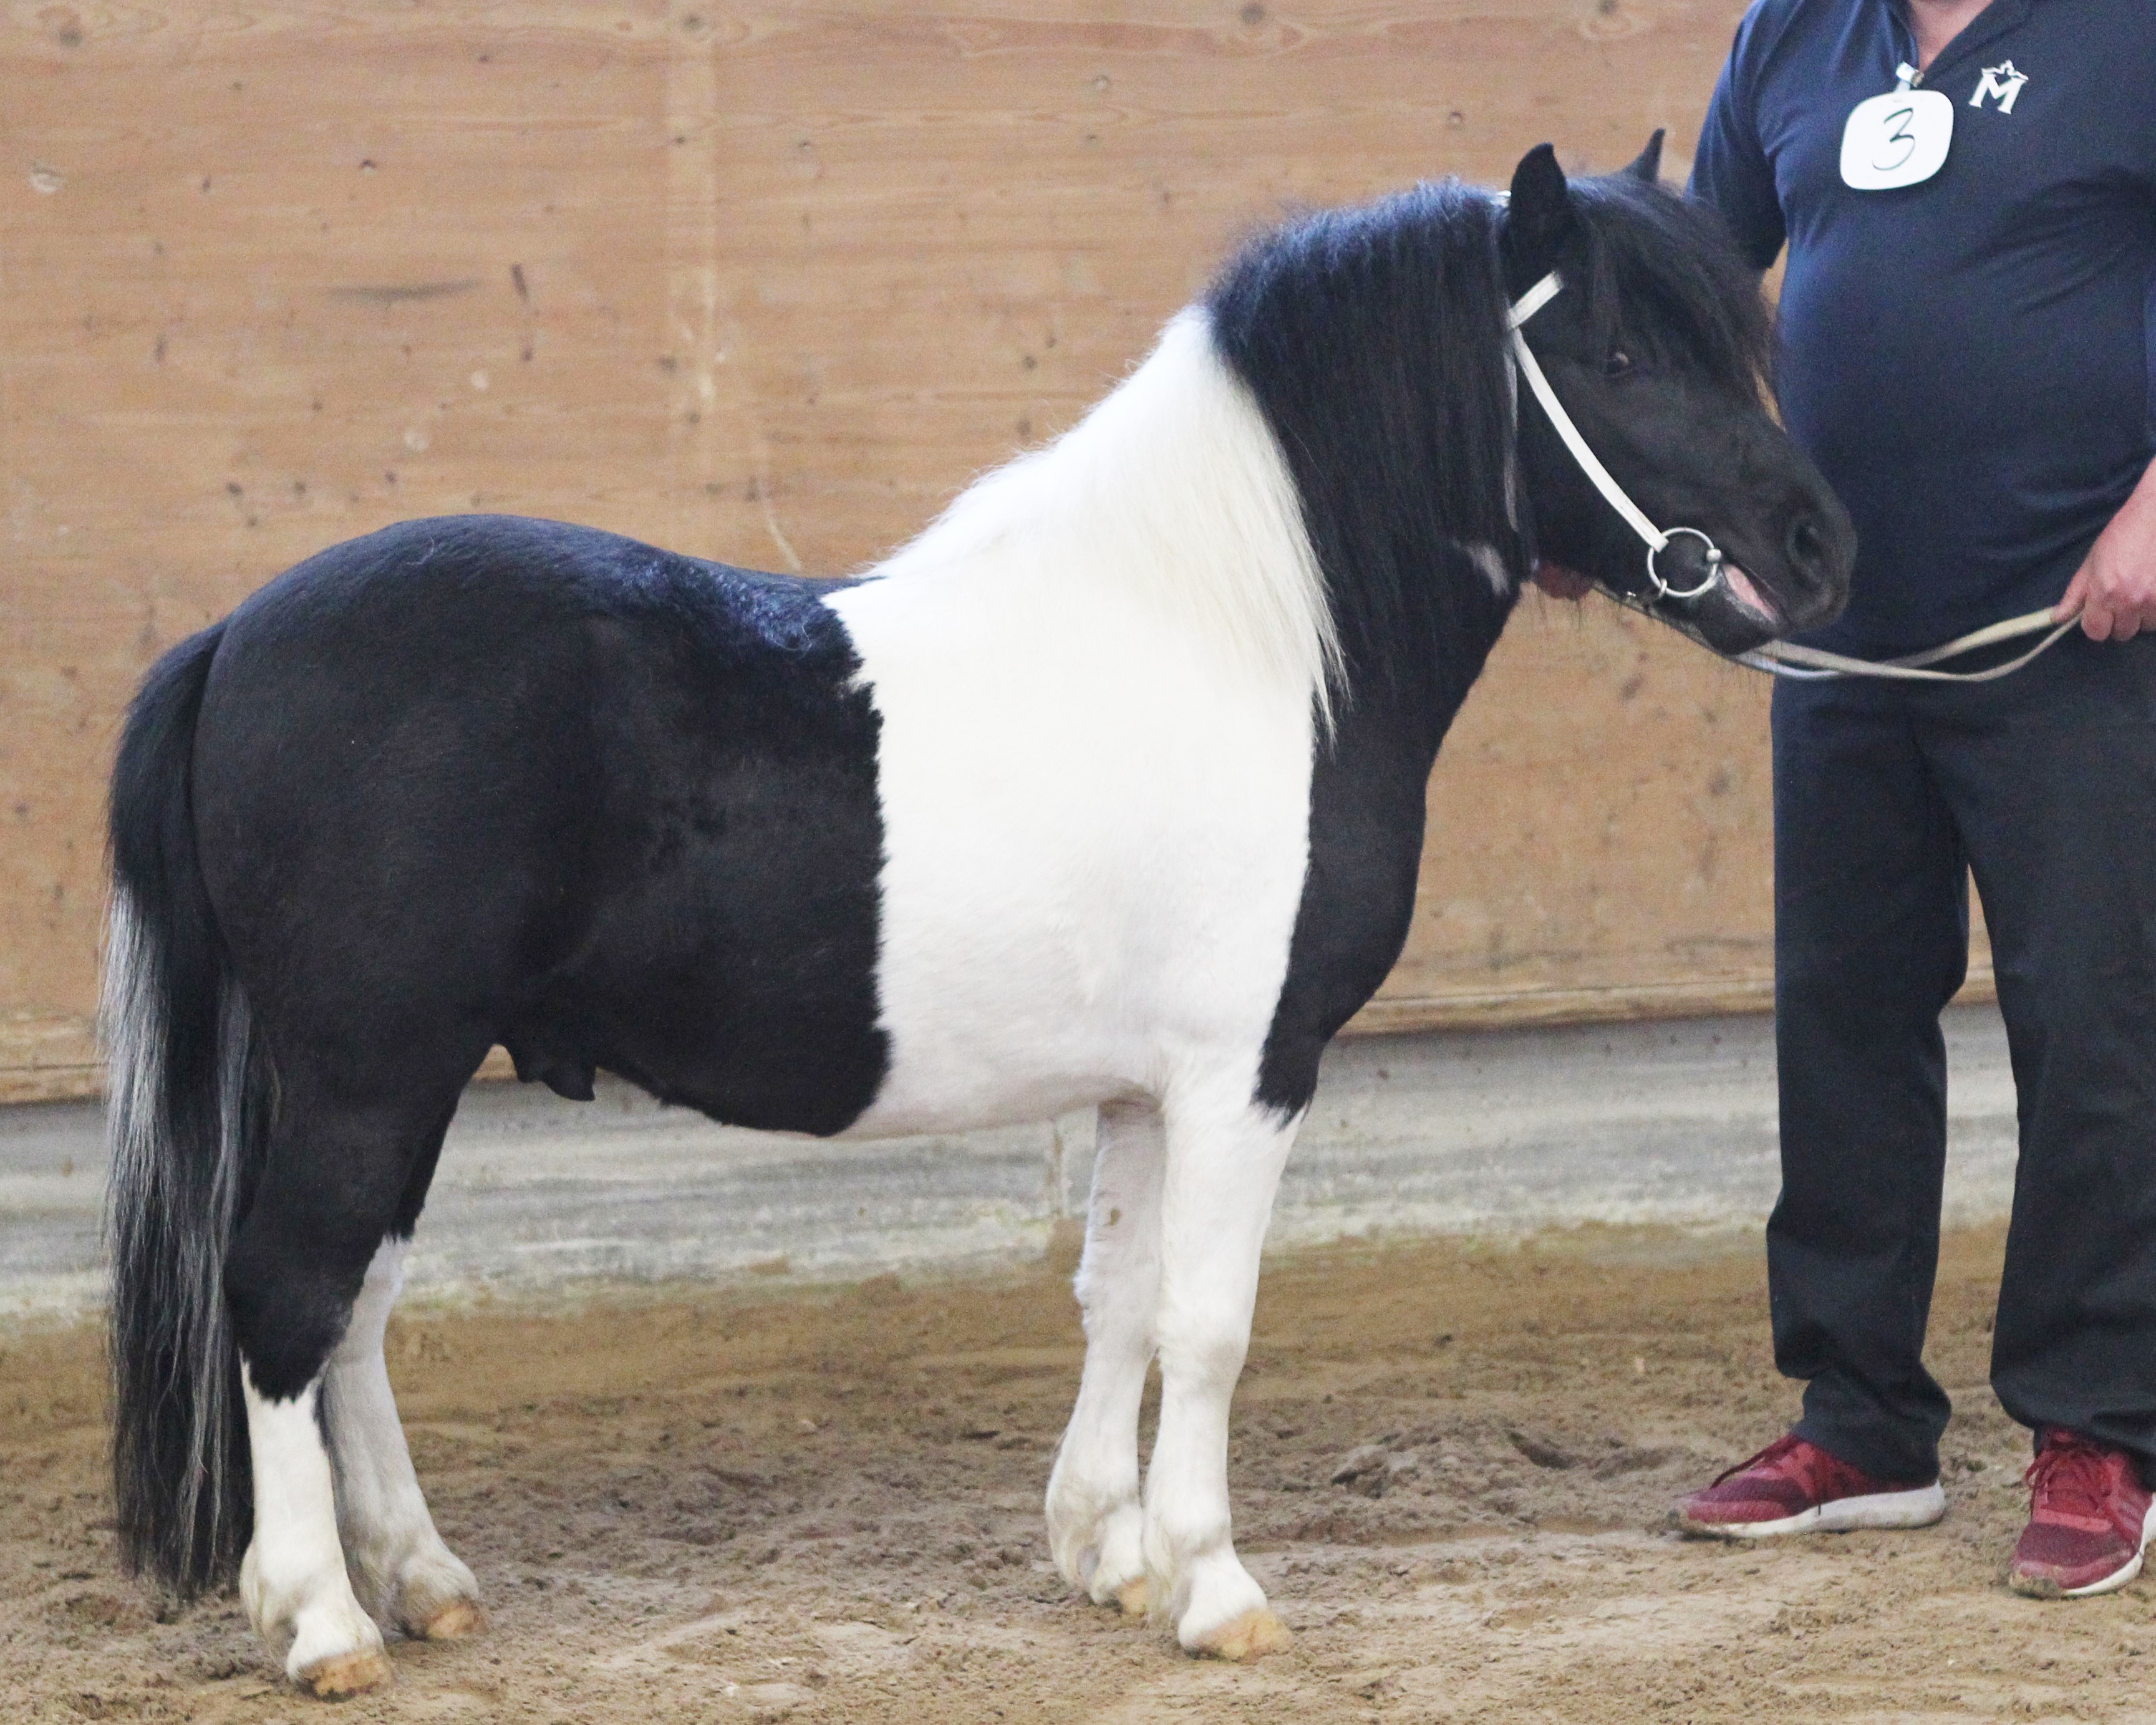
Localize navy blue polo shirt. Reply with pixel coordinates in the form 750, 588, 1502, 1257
1691, 0, 2156, 654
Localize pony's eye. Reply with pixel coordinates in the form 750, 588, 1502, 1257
1603, 349, 1634, 379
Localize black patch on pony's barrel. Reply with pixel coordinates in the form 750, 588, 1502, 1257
1206, 185, 1524, 1113
191, 515, 891, 1140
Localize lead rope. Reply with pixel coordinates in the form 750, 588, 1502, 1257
1734, 609, 2078, 683
1506, 269, 2081, 682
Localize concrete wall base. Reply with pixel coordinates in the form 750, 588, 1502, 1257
0, 1007, 2018, 1322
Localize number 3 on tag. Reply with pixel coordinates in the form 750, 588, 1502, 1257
1841, 87, 1953, 190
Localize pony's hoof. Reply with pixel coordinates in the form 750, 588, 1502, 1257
416, 1598, 485, 1641
1187, 1607, 1290, 1663
298, 1647, 394, 1698
382, 1545, 483, 1642
1114, 1577, 1151, 1618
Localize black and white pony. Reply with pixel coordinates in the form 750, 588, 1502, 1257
104, 138, 1852, 1696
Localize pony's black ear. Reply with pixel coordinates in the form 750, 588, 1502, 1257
1505, 143, 1575, 274
1625, 128, 1666, 185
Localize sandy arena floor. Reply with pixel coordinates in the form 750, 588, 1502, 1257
4, 1223, 2149, 1724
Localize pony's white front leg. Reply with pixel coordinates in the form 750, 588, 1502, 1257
324, 1237, 483, 1641
1142, 1089, 1297, 1661
238, 1373, 391, 1697
1046, 1100, 1165, 1615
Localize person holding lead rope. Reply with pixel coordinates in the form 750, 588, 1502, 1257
1543, 0, 2156, 1595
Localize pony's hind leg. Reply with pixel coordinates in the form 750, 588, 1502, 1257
326, 1234, 483, 1641
1045, 1099, 1166, 1616
238, 1373, 387, 1696
225, 1083, 468, 1696
1142, 1080, 1298, 1660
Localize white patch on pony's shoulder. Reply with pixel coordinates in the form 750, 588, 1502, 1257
864, 308, 1340, 723
823, 306, 1322, 1136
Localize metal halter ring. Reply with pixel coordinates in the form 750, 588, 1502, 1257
1643, 526, 1727, 604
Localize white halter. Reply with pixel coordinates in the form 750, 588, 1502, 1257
1504, 269, 2077, 682
1506, 270, 1728, 604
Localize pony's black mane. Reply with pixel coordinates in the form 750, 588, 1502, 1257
1204, 172, 1772, 707
1569, 172, 1774, 399
1206, 181, 1520, 705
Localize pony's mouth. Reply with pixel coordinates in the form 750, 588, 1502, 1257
1720, 563, 1779, 628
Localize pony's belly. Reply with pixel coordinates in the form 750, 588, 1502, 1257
841, 1057, 1138, 1140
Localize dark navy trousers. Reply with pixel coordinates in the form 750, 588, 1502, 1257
1771, 631, 2156, 1484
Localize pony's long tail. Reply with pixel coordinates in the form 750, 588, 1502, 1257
104, 621, 272, 1597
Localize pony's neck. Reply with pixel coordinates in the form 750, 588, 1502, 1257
1199, 181, 1526, 742
866, 300, 1517, 747
868, 310, 1343, 719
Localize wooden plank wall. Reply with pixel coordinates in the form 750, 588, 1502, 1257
0, 2, 1990, 1101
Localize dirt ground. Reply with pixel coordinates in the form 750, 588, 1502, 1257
5, 1222, 2152, 1724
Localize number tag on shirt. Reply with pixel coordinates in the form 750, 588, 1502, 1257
1841, 69, 1953, 191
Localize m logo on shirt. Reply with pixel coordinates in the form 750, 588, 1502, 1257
1970, 60, 2029, 114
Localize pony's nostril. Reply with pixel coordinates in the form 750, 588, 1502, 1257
1786, 514, 1829, 580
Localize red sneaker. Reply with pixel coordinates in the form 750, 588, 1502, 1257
1675, 1434, 1945, 1539
2008, 1429, 2156, 1599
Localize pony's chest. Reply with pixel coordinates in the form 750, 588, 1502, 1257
826, 580, 1322, 1127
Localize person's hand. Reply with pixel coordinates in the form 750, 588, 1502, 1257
2056, 471, 2156, 641
1531, 559, 1593, 601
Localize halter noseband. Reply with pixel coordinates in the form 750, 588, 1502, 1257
1505, 270, 1728, 606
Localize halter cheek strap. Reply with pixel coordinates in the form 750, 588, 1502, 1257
1506, 270, 1727, 604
